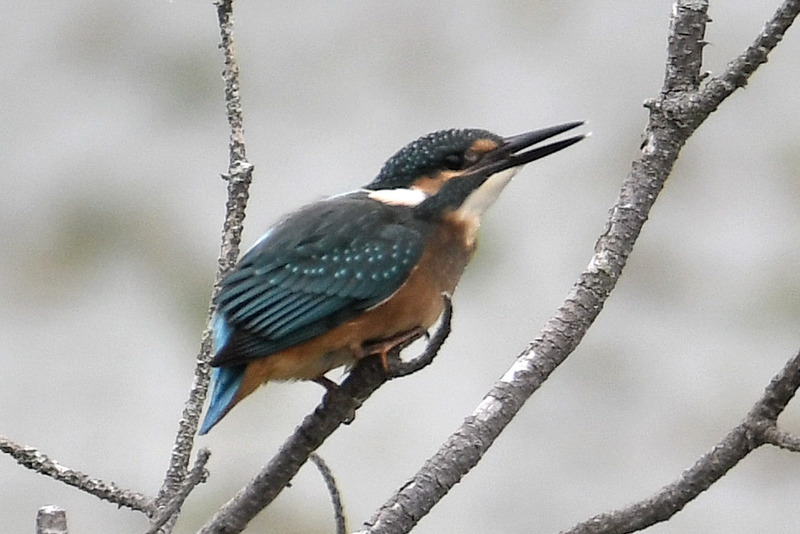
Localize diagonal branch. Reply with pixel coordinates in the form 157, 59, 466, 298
762, 426, 800, 453
562, 348, 800, 534
196, 306, 453, 534
357, 1, 800, 532
699, 0, 800, 114
0, 436, 155, 515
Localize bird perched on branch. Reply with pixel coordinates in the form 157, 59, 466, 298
199, 121, 585, 434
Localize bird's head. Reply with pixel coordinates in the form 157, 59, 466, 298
364, 122, 585, 220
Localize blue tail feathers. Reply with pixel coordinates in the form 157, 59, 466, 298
199, 311, 241, 435
199, 365, 246, 435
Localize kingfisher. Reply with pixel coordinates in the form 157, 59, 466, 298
199, 121, 585, 434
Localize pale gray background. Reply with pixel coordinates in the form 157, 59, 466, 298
1, 2, 799, 533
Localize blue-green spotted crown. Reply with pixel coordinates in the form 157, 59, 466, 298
367, 129, 501, 190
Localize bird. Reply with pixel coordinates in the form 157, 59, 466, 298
199, 121, 585, 434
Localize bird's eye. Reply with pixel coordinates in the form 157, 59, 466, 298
443, 153, 464, 170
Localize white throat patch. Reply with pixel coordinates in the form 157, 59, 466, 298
448, 166, 521, 249
457, 166, 520, 219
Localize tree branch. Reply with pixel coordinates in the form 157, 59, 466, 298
0, 436, 154, 515
196, 307, 453, 534
2, 1, 255, 529
386, 295, 453, 378
699, 0, 800, 114
562, 348, 800, 534
357, 1, 800, 532
309, 453, 347, 534
154, 0, 254, 526
762, 426, 800, 453
147, 449, 211, 534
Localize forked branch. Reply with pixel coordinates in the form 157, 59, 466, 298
197, 299, 453, 534
357, 1, 800, 532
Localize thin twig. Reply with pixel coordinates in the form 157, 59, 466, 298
358, 1, 800, 532
309, 453, 346, 534
387, 295, 453, 378
762, 426, 800, 453
197, 302, 454, 534
8, 0, 255, 530
0, 436, 154, 515
154, 0, 254, 522
3, 0, 257, 529
699, 0, 800, 114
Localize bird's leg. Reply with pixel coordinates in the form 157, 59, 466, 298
313, 376, 340, 392
361, 327, 426, 372
311, 328, 422, 424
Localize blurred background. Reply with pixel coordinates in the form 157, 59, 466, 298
1, 1, 799, 532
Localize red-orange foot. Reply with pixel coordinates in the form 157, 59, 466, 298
362, 327, 426, 371
313, 376, 340, 392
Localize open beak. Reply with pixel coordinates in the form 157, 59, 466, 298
468, 121, 585, 177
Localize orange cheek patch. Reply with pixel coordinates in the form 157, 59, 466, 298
470, 138, 500, 153
412, 170, 460, 195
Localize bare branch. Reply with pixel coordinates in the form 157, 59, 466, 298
309, 453, 347, 534
662, 0, 710, 95
3, 0, 257, 529
195, 359, 385, 534
0, 436, 154, 515
357, 1, 800, 532
386, 295, 453, 379
562, 349, 800, 534
155, 0, 254, 521
699, 0, 800, 114
196, 305, 453, 534
762, 426, 800, 453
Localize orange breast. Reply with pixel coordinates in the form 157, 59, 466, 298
232, 218, 476, 405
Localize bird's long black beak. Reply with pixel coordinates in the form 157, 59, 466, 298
471, 121, 585, 177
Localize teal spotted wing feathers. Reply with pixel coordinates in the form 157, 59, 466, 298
210, 193, 429, 367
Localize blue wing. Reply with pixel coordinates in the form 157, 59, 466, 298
200, 194, 430, 434
210, 193, 429, 367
